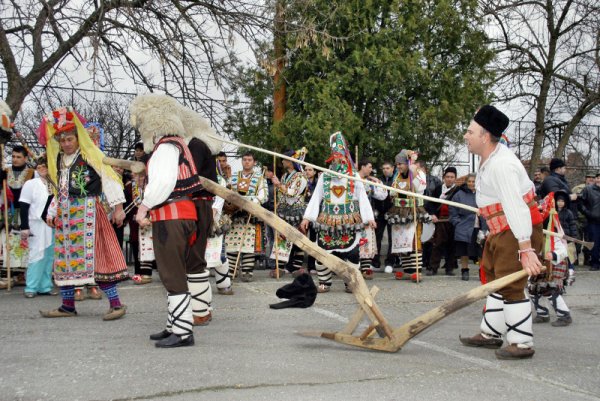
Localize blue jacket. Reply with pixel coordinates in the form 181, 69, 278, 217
449, 185, 486, 243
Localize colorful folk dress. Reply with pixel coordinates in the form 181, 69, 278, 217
359, 180, 387, 259
304, 173, 373, 253
224, 170, 267, 253
385, 170, 429, 254
51, 151, 128, 286
271, 170, 308, 261
2, 166, 34, 271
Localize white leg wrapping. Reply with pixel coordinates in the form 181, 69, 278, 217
214, 260, 231, 289
480, 293, 506, 338
548, 294, 570, 318
168, 293, 193, 339
165, 296, 173, 333
315, 261, 332, 285
188, 272, 212, 316
504, 299, 534, 348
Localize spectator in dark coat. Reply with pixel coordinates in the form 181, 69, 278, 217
539, 158, 572, 199
372, 161, 396, 270
554, 190, 577, 238
449, 173, 486, 281
578, 173, 600, 271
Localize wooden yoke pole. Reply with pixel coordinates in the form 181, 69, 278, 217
1, 144, 11, 292
273, 154, 280, 279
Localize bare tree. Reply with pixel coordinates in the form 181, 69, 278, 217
0, 0, 271, 118
482, 0, 600, 174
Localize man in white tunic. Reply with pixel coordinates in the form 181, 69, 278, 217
459, 105, 544, 359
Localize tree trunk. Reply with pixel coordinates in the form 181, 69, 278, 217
272, 0, 286, 138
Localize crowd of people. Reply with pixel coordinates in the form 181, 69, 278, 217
0, 98, 597, 357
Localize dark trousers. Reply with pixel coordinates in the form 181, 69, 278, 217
374, 217, 393, 266
153, 220, 197, 294
187, 200, 214, 275
588, 223, 600, 269
307, 228, 317, 270
429, 221, 457, 272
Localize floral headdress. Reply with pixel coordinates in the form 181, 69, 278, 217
39, 106, 122, 193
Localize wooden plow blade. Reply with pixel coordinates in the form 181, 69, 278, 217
201, 177, 527, 353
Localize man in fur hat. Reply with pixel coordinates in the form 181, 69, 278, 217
460, 105, 543, 359
384, 149, 430, 282
131, 94, 203, 348
299, 132, 375, 293
178, 105, 224, 325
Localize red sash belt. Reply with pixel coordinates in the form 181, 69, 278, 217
479, 189, 542, 236
150, 199, 197, 222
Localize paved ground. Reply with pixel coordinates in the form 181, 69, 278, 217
1, 266, 599, 401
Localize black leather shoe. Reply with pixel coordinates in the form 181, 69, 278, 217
155, 333, 195, 348
461, 270, 469, 281
149, 329, 171, 341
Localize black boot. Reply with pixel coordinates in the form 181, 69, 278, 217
149, 329, 171, 341
461, 269, 469, 281
155, 333, 195, 348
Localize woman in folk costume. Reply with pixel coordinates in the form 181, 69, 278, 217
224, 152, 268, 282
300, 132, 376, 293
528, 191, 573, 326
131, 94, 204, 348
271, 148, 308, 277
384, 149, 431, 282
39, 107, 129, 320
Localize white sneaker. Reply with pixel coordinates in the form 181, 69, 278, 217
384, 265, 393, 274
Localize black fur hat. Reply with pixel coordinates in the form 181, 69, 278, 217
473, 105, 509, 137
269, 273, 317, 309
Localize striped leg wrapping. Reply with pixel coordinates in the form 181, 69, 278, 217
188, 272, 212, 316
315, 261, 332, 286
241, 253, 255, 275
226, 252, 255, 277
168, 293, 193, 339
504, 299, 533, 348
291, 250, 305, 272
480, 293, 506, 339
548, 293, 570, 318
400, 252, 422, 274
214, 259, 231, 289
531, 294, 549, 317
359, 258, 372, 272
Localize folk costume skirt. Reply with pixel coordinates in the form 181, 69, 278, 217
53, 196, 128, 286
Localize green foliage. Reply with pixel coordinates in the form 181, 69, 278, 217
224, 0, 493, 168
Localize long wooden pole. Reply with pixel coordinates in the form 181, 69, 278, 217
273, 154, 280, 279
1, 144, 11, 292
205, 134, 479, 213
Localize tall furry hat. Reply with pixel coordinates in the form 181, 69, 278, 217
129, 94, 186, 152
177, 105, 223, 155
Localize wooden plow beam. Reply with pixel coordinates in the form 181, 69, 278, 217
200, 177, 528, 353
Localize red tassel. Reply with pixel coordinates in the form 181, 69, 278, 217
188, 232, 197, 246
